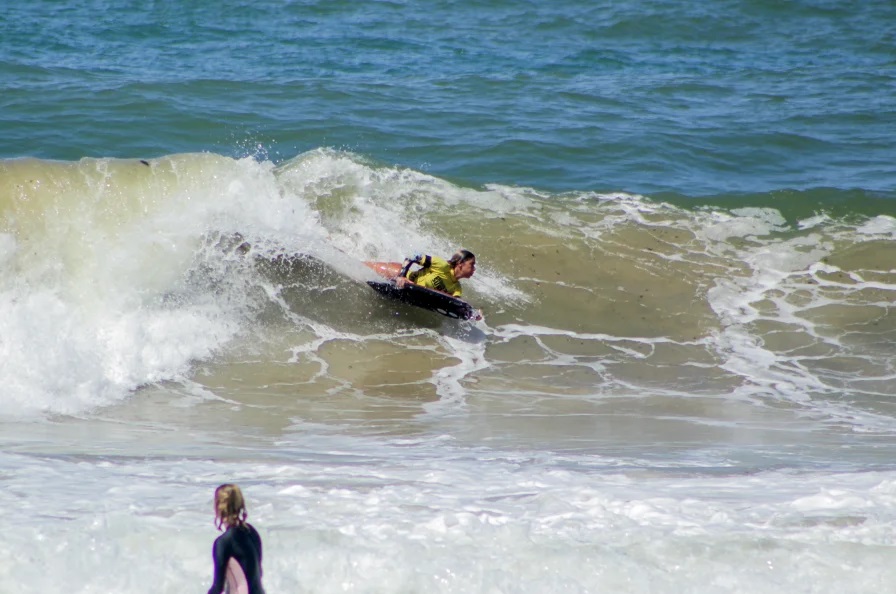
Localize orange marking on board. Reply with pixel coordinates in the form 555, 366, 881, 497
364, 261, 404, 279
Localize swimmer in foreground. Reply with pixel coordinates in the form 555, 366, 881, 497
208, 484, 266, 594
394, 249, 482, 320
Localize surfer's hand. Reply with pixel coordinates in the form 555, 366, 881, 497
394, 276, 411, 288
474, 309, 483, 321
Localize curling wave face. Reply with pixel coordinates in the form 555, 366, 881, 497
2, 150, 896, 443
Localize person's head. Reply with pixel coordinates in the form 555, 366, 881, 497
448, 249, 476, 280
213, 483, 248, 530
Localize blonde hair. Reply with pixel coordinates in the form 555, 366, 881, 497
214, 484, 248, 530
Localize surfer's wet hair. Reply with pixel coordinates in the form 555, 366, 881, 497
448, 249, 475, 266
214, 483, 248, 530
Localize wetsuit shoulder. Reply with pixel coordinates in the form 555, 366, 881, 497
208, 525, 266, 594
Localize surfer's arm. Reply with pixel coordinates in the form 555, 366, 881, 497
394, 254, 429, 286
394, 275, 460, 297
251, 525, 264, 577
399, 254, 430, 274
207, 538, 228, 594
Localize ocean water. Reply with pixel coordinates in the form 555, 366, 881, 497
2, 1, 896, 592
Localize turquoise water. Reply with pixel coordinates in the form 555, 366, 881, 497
3, 2, 896, 593
3, 0, 894, 195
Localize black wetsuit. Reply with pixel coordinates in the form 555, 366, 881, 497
207, 524, 265, 594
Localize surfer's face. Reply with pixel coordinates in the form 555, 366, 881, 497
455, 258, 476, 279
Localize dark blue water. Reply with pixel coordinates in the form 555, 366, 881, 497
2, 0, 894, 195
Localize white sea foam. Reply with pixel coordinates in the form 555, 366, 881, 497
0, 156, 302, 416
2, 436, 895, 594
856, 214, 896, 237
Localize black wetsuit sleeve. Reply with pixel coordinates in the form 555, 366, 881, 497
207, 535, 228, 594
406, 255, 432, 282
251, 525, 263, 578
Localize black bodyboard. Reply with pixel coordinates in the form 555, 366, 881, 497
367, 280, 475, 320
